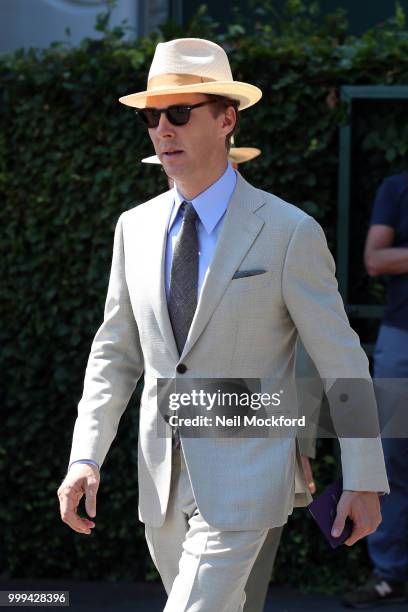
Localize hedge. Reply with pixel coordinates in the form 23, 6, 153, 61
1, 0, 408, 592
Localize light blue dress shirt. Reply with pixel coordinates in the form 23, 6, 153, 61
71, 163, 237, 471
166, 162, 236, 299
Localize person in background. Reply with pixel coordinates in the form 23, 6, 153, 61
343, 173, 408, 608
142, 143, 318, 612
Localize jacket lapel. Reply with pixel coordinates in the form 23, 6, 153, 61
180, 174, 266, 360
145, 192, 180, 363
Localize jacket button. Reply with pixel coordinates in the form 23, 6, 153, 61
176, 363, 187, 374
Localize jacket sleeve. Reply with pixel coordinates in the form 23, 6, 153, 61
69, 213, 144, 469
282, 215, 389, 493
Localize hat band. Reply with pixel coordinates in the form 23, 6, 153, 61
147, 73, 218, 91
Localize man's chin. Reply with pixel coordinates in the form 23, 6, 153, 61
162, 161, 188, 182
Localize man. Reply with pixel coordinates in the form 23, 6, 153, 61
58, 38, 388, 612
343, 174, 408, 608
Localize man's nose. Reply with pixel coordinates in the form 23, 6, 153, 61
155, 111, 175, 137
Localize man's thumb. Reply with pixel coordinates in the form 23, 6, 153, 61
331, 507, 346, 538
85, 482, 98, 518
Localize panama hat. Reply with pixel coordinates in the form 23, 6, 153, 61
119, 38, 262, 111
228, 147, 261, 164
142, 147, 261, 166
142, 134, 261, 166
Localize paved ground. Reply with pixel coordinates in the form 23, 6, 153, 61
1, 579, 407, 611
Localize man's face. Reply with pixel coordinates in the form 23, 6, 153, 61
145, 92, 230, 183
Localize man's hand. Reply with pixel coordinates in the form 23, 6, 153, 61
331, 490, 381, 546
57, 463, 100, 535
301, 455, 316, 494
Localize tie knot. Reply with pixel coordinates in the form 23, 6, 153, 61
182, 202, 198, 224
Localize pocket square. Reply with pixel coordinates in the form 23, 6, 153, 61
232, 269, 266, 279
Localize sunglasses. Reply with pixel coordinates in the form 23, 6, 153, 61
134, 100, 218, 128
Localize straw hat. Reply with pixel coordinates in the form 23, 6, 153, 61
142, 135, 261, 166
142, 147, 261, 166
119, 38, 262, 111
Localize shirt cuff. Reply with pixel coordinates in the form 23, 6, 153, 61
69, 459, 100, 471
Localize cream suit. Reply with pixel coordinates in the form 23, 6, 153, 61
69, 172, 388, 529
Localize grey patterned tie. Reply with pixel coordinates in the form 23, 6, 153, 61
168, 202, 199, 355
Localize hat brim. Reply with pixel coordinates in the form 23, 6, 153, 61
119, 81, 262, 111
142, 147, 262, 166
229, 147, 261, 164
142, 155, 162, 165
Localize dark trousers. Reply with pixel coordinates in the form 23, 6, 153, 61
367, 324, 408, 583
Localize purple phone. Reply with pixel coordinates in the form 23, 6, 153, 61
307, 478, 353, 549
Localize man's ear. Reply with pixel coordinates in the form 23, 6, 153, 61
221, 105, 237, 136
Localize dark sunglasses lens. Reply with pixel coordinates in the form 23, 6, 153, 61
167, 106, 190, 125
135, 106, 191, 128
143, 109, 161, 128
135, 109, 160, 128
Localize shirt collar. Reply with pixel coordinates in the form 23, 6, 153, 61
168, 162, 237, 234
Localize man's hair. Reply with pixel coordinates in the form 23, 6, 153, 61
206, 95, 240, 153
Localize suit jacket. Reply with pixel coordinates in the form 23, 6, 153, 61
69, 173, 389, 530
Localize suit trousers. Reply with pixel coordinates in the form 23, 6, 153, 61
243, 526, 283, 612
145, 445, 270, 612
